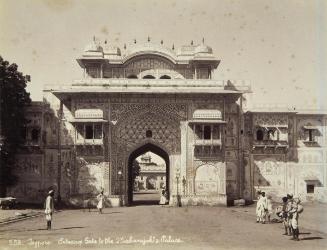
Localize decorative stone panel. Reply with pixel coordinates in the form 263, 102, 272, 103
253, 114, 288, 127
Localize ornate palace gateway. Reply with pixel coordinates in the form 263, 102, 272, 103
8, 38, 327, 206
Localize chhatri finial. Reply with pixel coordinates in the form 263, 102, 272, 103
93, 36, 96, 42
134, 39, 137, 44
202, 37, 205, 44
191, 40, 194, 45
124, 43, 126, 49
172, 43, 175, 50
161, 40, 163, 45
104, 39, 107, 44
148, 36, 150, 42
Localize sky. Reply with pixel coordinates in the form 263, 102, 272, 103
136, 152, 165, 166
0, 0, 326, 108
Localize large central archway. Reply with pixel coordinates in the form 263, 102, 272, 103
127, 143, 170, 205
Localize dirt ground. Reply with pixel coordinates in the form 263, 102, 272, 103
0, 197, 326, 250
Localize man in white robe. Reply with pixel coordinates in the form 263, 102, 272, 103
256, 191, 262, 223
259, 192, 268, 224
44, 190, 54, 230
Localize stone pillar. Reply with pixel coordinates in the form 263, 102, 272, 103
180, 121, 187, 187
103, 162, 110, 196
143, 176, 147, 190
156, 176, 161, 190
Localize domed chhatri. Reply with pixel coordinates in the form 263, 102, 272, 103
103, 43, 121, 56
195, 44, 213, 54
81, 37, 216, 62
84, 37, 103, 52
77, 37, 220, 79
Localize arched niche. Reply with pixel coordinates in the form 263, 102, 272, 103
159, 75, 171, 79
195, 164, 219, 195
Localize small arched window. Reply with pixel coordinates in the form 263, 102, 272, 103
146, 130, 152, 138
143, 75, 155, 79
160, 75, 171, 79
127, 74, 138, 79
256, 129, 264, 141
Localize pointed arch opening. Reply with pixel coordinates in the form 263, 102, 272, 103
128, 143, 169, 206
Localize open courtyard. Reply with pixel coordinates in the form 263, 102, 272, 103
0, 200, 326, 250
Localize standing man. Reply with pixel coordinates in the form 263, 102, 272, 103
281, 196, 289, 235
97, 190, 105, 214
256, 191, 262, 223
286, 193, 294, 236
159, 187, 167, 205
260, 192, 268, 224
44, 190, 55, 230
289, 197, 302, 241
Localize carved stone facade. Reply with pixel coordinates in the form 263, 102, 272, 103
8, 39, 327, 205
244, 110, 327, 202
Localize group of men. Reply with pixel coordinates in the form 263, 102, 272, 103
277, 194, 303, 241
256, 191, 303, 241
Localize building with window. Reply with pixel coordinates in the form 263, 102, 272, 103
7, 38, 327, 205
134, 154, 166, 191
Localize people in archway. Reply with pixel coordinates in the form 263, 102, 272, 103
97, 190, 105, 214
159, 187, 167, 205
44, 190, 55, 230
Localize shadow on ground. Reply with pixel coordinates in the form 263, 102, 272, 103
130, 200, 160, 206
0, 226, 85, 234
301, 237, 324, 241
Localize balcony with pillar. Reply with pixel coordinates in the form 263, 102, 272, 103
189, 109, 226, 158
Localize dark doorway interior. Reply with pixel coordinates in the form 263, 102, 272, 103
128, 143, 169, 206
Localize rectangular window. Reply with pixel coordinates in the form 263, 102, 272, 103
194, 125, 202, 140
76, 124, 84, 139
85, 125, 93, 139
268, 130, 275, 140
212, 126, 220, 139
87, 67, 98, 78
94, 124, 102, 139
203, 125, 211, 140
307, 184, 314, 193
308, 130, 314, 142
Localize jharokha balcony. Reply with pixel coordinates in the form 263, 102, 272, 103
45, 79, 251, 96
194, 139, 222, 146
75, 138, 104, 145
252, 140, 289, 148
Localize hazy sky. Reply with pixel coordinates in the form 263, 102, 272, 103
137, 152, 165, 166
0, 0, 326, 108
